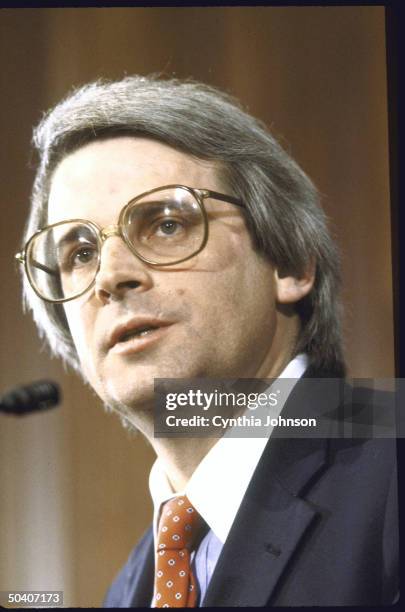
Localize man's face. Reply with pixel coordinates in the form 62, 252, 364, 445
48, 137, 289, 417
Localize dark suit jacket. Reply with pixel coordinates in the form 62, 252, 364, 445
104, 371, 399, 606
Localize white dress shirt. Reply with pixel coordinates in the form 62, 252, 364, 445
149, 354, 308, 604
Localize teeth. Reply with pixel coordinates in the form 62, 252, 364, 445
120, 326, 156, 342
137, 328, 154, 337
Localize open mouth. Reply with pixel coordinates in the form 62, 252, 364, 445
108, 319, 172, 355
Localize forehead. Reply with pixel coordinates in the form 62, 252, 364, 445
47, 137, 224, 225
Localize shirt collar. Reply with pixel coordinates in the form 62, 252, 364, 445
149, 354, 309, 544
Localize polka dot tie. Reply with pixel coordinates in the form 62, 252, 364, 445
153, 495, 201, 608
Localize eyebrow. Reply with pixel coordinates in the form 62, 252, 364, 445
54, 225, 96, 250
128, 199, 201, 224
130, 199, 184, 214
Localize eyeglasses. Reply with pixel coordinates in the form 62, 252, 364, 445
16, 184, 244, 304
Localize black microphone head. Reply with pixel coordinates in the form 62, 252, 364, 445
0, 380, 61, 415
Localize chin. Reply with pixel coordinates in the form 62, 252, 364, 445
103, 378, 156, 410
93, 354, 214, 412
99, 382, 156, 434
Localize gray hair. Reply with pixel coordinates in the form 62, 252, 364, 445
22, 75, 345, 375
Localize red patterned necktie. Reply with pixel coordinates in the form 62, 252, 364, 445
153, 495, 201, 607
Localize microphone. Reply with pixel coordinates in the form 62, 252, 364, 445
0, 380, 61, 415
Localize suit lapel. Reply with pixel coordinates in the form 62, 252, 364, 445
124, 528, 155, 607
202, 372, 340, 607
202, 439, 327, 606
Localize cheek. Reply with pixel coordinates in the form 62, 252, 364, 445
63, 304, 95, 369
180, 243, 276, 336
208, 232, 276, 311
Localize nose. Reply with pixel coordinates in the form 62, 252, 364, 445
94, 234, 153, 304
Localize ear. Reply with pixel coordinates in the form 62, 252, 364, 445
274, 264, 315, 304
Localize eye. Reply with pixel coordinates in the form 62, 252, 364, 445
60, 244, 98, 272
155, 219, 183, 236
124, 199, 202, 248
72, 246, 97, 265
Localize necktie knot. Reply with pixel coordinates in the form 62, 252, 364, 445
157, 495, 201, 552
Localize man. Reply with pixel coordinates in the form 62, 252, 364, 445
17, 76, 398, 606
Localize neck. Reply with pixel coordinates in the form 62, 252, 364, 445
117, 407, 218, 492
121, 312, 302, 492
150, 436, 219, 492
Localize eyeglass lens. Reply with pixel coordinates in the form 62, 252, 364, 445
26, 187, 206, 302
